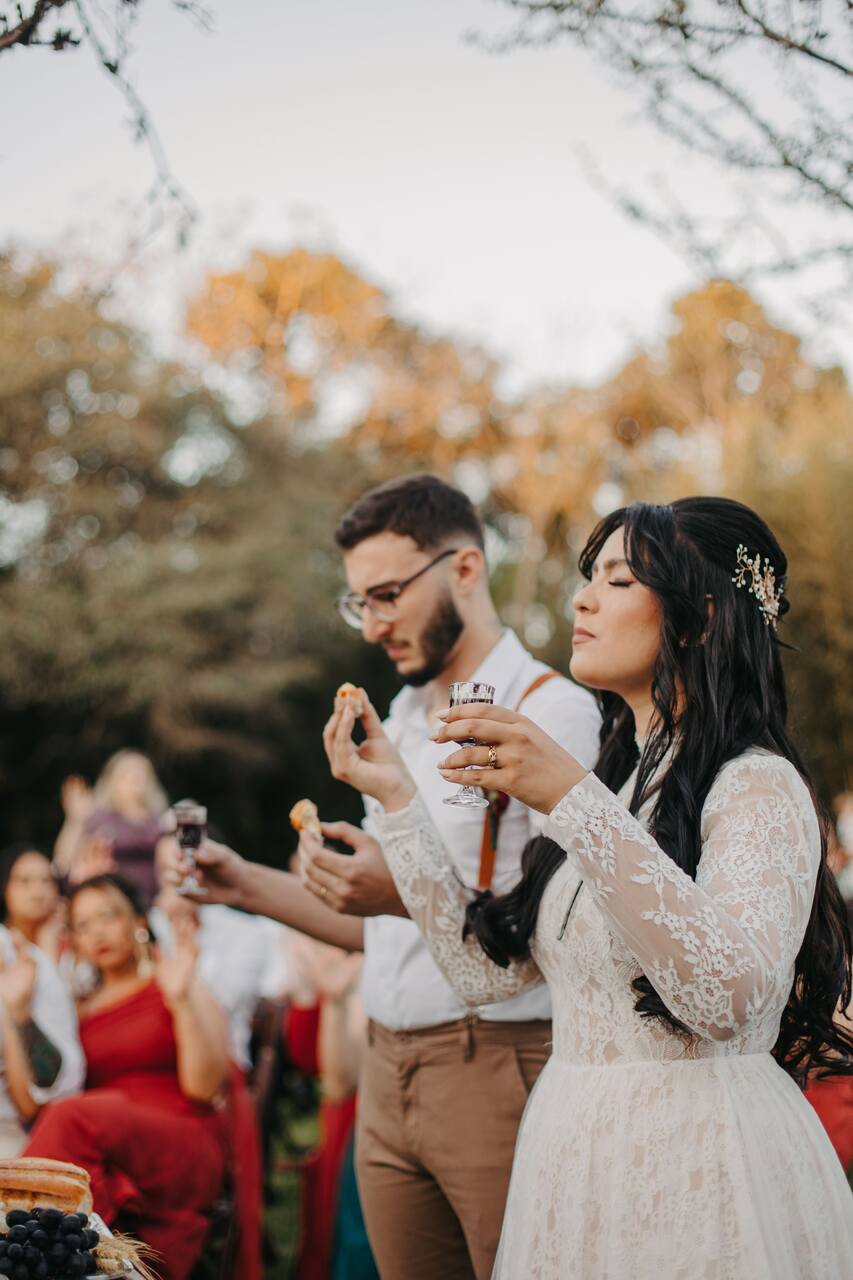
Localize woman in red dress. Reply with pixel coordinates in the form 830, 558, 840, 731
24, 874, 230, 1280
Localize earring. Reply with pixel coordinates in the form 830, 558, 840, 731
134, 926, 153, 979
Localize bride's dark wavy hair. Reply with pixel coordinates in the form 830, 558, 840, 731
466, 496, 853, 1086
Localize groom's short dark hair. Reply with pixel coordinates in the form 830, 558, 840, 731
334, 474, 485, 553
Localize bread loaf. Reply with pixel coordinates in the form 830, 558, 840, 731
0, 1157, 93, 1216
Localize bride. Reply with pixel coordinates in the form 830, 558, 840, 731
319, 496, 853, 1278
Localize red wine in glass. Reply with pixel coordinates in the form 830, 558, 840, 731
173, 799, 208, 895
442, 681, 495, 809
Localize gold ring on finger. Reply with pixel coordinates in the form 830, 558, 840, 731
487, 744, 498, 769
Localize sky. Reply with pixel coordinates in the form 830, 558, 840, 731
1, 0, 849, 396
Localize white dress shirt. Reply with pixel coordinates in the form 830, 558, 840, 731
362, 629, 601, 1030
0, 926, 84, 1124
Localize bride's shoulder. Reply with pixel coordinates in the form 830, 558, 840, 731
703, 749, 817, 827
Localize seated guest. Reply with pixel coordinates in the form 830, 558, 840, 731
0, 891, 83, 1156
0, 843, 66, 961
54, 753, 168, 907
23, 874, 230, 1280
151, 870, 286, 1073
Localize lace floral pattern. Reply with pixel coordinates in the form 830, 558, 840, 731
377, 750, 853, 1276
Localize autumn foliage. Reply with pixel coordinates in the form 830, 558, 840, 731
1, 247, 850, 854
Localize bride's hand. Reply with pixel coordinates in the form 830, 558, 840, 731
323, 689, 416, 812
431, 704, 588, 814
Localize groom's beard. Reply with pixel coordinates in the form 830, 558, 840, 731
401, 592, 465, 688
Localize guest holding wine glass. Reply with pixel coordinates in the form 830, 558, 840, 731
23, 873, 230, 1280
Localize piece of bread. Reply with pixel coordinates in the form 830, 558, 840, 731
0, 1158, 93, 1216
289, 798, 321, 837
336, 682, 365, 716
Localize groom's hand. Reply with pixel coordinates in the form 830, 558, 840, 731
299, 822, 409, 918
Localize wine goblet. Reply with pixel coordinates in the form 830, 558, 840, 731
442, 681, 496, 809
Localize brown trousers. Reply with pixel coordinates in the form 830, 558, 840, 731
356, 1016, 551, 1280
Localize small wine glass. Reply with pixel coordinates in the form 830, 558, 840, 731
173, 799, 208, 896
442, 681, 496, 809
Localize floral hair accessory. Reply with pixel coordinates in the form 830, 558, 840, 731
732, 543, 781, 630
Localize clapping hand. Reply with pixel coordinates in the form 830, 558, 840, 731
323, 689, 415, 812
155, 916, 199, 1007
0, 932, 37, 1024
68, 834, 116, 885
61, 776, 95, 823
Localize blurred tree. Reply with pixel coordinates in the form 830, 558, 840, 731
0, 253, 398, 856
523, 280, 853, 796
1, 1, 206, 244
3, 248, 849, 851
187, 248, 507, 465
189, 253, 853, 798
485, 1, 852, 314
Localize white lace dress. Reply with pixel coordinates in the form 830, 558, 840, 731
376, 749, 853, 1278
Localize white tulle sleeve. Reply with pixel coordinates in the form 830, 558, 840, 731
377, 792, 544, 1006
544, 752, 821, 1041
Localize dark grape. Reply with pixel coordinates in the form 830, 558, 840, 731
49, 1241, 67, 1262
33, 1260, 48, 1280
0, 1243, 6, 1257
64, 1215, 88, 1232
30, 1230, 47, 1249
37, 1210, 62, 1231
5, 1230, 25, 1245
0, 1261, 11, 1277
64, 1234, 83, 1251
12, 1264, 26, 1280
82, 1230, 99, 1251
5, 1246, 22, 1261
66, 1255, 86, 1276
81, 1252, 97, 1276
22, 1246, 38, 1264
4, 1213, 28, 1229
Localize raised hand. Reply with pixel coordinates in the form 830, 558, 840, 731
155, 915, 199, 1007
431, 703, 588, 815
60, 776, 95, 822
299, 821, 407, 917
68, 834, 116, 885
35, 901, 68, 963
323, 690, 415, 811
0, 932, 38, 1024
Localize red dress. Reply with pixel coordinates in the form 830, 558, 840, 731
806, 1075, 853, 1171
24, 981, 226, 1280
285, 1002, 358, 1280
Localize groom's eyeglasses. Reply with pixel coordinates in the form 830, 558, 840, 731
336, 549, 459, 630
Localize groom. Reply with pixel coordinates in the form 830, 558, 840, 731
298, 474, 601, 1279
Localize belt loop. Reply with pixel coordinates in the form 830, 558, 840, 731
462, 1012, 477, 1061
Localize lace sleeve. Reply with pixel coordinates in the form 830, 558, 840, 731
544, 753, 820, 1041
377, 792, 544, 1007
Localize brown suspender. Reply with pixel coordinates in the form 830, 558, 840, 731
476, 669, 561, 891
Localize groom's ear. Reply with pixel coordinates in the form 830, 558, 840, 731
451, 545, 486, 596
